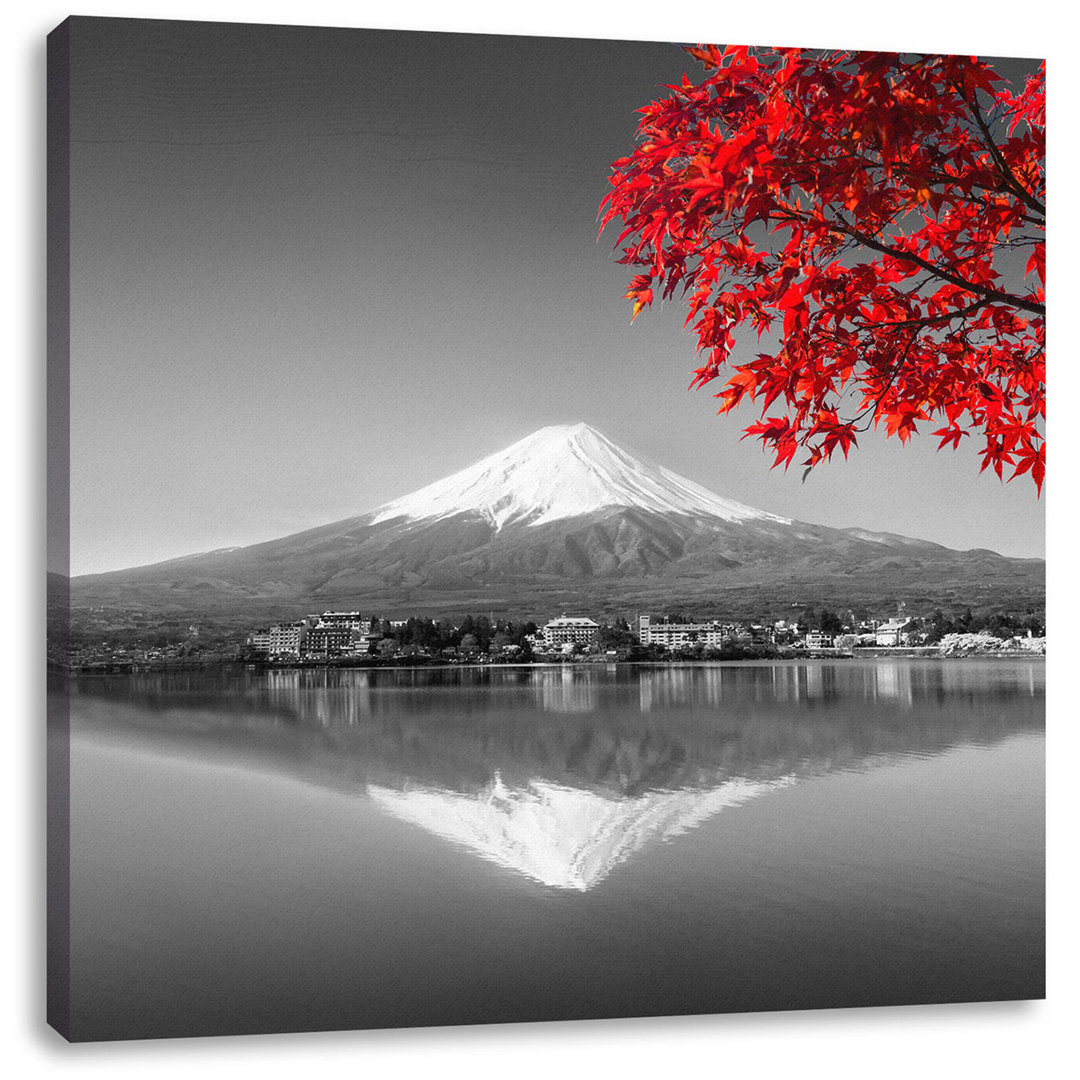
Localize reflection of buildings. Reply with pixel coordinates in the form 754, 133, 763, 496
636, 664, 865, 710
537, 667, 599, 714
872, 662, 914, 706
265, 668, 375, 726
770, 665, 800, 704
265, 667, 301, 699
368, 773, 793, 891
637, 667, 705, 712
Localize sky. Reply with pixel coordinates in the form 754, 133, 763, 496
62, 17, 1046, 575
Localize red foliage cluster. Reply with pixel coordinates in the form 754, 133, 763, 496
601, 47, 1045, 492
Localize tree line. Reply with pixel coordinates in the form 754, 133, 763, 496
369, 615, 539, 657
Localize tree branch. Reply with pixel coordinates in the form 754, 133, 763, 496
823, 212, 1045, 317
957, 83, 1046, 217
847, 330, 920, 430
867, 298, 990, 330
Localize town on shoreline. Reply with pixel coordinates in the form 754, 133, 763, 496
61, 604, 1046, 674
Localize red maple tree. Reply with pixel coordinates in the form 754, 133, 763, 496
601, 47, 1045, 492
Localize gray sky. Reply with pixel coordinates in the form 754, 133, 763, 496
66, 18, 1045, 575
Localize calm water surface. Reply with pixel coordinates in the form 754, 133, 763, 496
59, 660, 1044, 1040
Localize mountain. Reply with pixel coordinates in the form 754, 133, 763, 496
70, 422, 1044, 620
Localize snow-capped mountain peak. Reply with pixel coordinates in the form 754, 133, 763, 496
369, 423, 790, 531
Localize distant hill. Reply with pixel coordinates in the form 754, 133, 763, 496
70, 423, 1044, 623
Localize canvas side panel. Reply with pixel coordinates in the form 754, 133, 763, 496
46, 16, 72, 1043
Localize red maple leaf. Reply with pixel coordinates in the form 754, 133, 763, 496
602, 47, 1045, 493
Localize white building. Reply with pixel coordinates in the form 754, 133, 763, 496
541, 616, 600, 650
875, 618, 914, 647
314, 611, 365, 631
267, 621, 307, 657
638, 615, 730, 649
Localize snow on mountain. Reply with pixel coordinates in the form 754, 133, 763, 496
367, 772, 794, 891
369, 422, 791, 532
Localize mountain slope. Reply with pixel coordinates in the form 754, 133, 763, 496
70, 423, 1044, 618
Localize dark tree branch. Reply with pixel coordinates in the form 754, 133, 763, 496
867, 299, 990, 330
821, 212, 1045, 317
957, 83, 1046, 217
846, 330, 921, 429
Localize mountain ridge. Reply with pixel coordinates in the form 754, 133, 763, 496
70, 422, 1044, 620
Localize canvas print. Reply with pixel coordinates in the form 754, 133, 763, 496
47, 16, 1045, 1042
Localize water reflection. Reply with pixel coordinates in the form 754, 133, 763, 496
368, 772, 793, 891
536, 666, 600, 714
67, 661, 1043, 890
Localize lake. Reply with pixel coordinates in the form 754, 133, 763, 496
54, 659, 1044, 1041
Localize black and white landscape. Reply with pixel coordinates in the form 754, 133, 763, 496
49, 15, 1046, 1049
72, 423, 1043, 623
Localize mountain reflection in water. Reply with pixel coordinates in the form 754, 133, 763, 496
67, 661, 1043, 892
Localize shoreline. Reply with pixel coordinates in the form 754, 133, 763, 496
62, 649, 1046, 677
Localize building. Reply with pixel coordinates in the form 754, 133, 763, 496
314, 611, 365, 631
805, 629, 833, 649
638, 615, 731, 649
267, 622, 306, 657
275, 611, 365, 658
247, 628, 272, 656
875, 618, 915, 647
541, 616, 600, 650
304, 625, 359, 658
